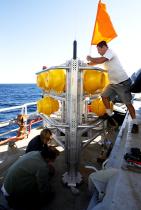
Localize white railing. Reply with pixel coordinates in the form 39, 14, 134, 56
0, 102, 42, 139
0, 102, 37, 115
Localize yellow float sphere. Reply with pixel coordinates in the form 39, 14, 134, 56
37, 97, 59, 116
37, 72, 49, 90
45, 69, 66, 93
83, 70, 106, 94
91, 98, 113, 116
98, 72, 110, 92
103, 72, 109, 88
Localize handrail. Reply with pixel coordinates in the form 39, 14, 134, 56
0, 102, 42, 140
0, 102, 37, 113
0, 120, 43, 139
0, 128, 18, 137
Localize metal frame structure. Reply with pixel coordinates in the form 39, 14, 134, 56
37, 41, 107, 187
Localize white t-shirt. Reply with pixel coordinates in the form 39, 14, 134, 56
103, 48, 129, 84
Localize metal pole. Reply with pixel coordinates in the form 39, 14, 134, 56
73, 40, 77, 59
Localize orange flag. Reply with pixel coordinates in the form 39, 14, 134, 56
91, 0, 117, 45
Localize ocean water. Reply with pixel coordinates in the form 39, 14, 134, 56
0, 84, 42, 139
0, 84, 42, 109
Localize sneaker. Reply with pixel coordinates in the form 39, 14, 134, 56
106, 109, 114, 117
131, 124, 139, 134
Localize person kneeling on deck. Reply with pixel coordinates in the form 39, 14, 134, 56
25, 128, 53, 153
87, 41, 139, 134
26, 128, 58, 177
1, 146, 59, 210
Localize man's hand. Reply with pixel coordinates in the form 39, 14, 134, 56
86, 55, 92, 62
87, 61, 94, 66
86, 56, 94, 65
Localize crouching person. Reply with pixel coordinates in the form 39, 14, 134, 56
1, 145, 59, 210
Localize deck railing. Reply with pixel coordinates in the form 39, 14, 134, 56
0, 102, 42, 139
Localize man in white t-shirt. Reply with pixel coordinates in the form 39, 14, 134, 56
87, 41, 138, 134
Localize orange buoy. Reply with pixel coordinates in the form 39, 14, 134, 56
45, 69, 66, 93
37, 72, 49, 90
91, 97, 113, 116
83, 70, 106, 94
102, 72, 109, 89
37, 97, 59, 116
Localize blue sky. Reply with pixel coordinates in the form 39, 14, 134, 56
0, 0, 141, 83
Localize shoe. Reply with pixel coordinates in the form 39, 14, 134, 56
108, 112, 115, 117
131, 124, 139, 134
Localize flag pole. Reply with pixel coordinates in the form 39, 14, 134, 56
88, 45, 92, 56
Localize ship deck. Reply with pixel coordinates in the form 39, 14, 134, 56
0, 123, 117, 210
0, 94, 141, 210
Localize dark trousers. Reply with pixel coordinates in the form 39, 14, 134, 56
6, 191, 55, 210
6, 193, 40, 210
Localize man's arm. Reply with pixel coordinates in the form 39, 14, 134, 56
87, 56, 108, 65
